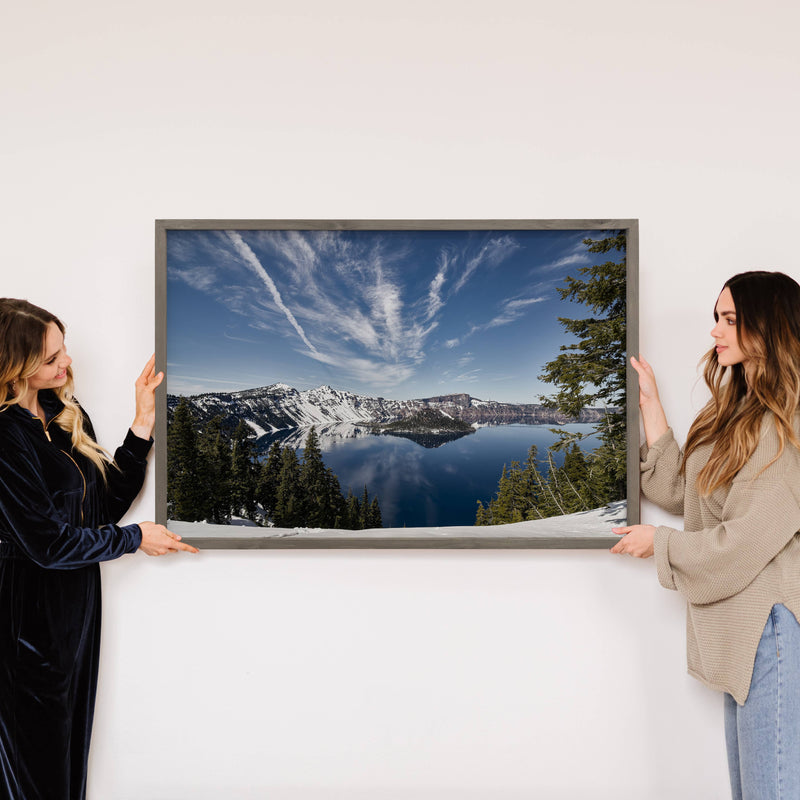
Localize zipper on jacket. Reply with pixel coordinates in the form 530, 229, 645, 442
34, 407, 62, 441
37, 417, 52, 441
37, 412, 87, 524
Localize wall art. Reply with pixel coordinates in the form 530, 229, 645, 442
155, 220, 639, 548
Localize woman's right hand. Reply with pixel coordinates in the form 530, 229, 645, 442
631, 355, 660, 406
631, 355, 669, 446
137, 521, 199, 556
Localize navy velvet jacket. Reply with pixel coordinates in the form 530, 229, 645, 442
0, 390, 148, 568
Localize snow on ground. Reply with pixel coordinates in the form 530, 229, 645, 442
168, 501, 627, 544
244, 419, 269, 438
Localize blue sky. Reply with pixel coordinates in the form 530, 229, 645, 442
166, 227, 624, 403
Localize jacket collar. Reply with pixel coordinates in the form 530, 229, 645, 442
6, 389, 65, 426
38, 390, 65, 422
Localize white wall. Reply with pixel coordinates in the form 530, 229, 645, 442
3, 1, 798, 797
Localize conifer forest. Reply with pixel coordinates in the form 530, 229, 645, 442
167, 409, 382, 530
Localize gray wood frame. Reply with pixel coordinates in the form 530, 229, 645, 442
155, 219, 639, 549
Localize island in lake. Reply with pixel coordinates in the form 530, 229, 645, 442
370, 408, 476, 448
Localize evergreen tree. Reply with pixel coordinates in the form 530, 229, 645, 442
489, 465, 514, 524
256, 440, 283, 519
368, 496, 382, 529
521, 445, 558, 519
167, 398, 204, 521
325, 467, 347, 529
477, 444, 586, 525
360, 486, 371, 529
478, 457, 541, 525
274, 447, 302, 527
299, 427, 335, 527
555, 443, 594, 514
345, 489, 361, 530
539, 230, 628, 505
230, 421, 258, 521
197, 416, 232, 524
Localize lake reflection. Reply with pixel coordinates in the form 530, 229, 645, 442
257, 424, 602, 529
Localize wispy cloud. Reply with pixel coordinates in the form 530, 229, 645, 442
171, 266, 217, 292
220, 232, 440, 389
223, 331, 262, 345
453, 235, 521, 293
537, 239, 593, 273
305, 349, 418, 387
445, 295, 547, 349
485, 296, 547, 329
440, 367, 481, 385
225, 231, 320, 356
425, 251, 450, 321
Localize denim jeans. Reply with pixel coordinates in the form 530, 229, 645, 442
724, 604, 800, 800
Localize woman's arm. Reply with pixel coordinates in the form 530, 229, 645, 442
631, 355, 668, 446
104, 355, 161, 521
0, 434, 144, 568
130, 354, 161, 441
633, 356, 685, 513
0, 430, 196, 567
654, 456, 800, 604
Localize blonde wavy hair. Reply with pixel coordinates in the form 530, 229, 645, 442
683, 271, 800, 495
0, 298, 112, 476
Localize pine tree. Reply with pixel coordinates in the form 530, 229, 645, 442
299, 427, 333, 527
476, 443, 591, 526
167, 398, 204, 521
274, 447, 302, 527
368, 496, 382, 529
478, 462, 536, 525
539, 230, 628, 506
197, 416, 232, 524
256, 440, 283, 520
230, 420, 258, 521
325, 468, 347, 529
555, 443, 593, 513
360, 486, 371, 529
521, 445, 557, 519
345, 489, 361, 530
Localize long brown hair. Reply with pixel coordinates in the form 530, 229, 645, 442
0, 298, 111, 475
683, 271, 800, 494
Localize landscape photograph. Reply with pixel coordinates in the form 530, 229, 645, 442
159, 222, 635, 546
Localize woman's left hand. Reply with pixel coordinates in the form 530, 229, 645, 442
611, 524, 656, 558
130, 354, 163, 441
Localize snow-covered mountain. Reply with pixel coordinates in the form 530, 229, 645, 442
167, 384, 610, 435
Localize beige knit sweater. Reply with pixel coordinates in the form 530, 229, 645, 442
642, 415, 800, 704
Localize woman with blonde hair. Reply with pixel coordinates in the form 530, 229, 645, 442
612, 271, 800, 799
0, 298, 197, 800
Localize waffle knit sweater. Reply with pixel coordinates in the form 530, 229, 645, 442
642, 416, 800, 705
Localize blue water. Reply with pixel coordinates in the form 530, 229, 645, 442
263, 424, 602, 529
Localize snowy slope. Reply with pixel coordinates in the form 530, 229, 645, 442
167, 384, 610, 433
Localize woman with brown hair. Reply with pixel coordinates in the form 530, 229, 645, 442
612, 271, 800, 799
0, 298, 197, 800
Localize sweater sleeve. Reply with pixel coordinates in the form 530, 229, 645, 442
653, 450, 800, 605
640, 428, 685, 515
0, 430, 142, 569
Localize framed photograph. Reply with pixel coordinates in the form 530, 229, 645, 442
156, 220, 639, 549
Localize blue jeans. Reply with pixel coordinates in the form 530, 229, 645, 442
725, 604, 800, 800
